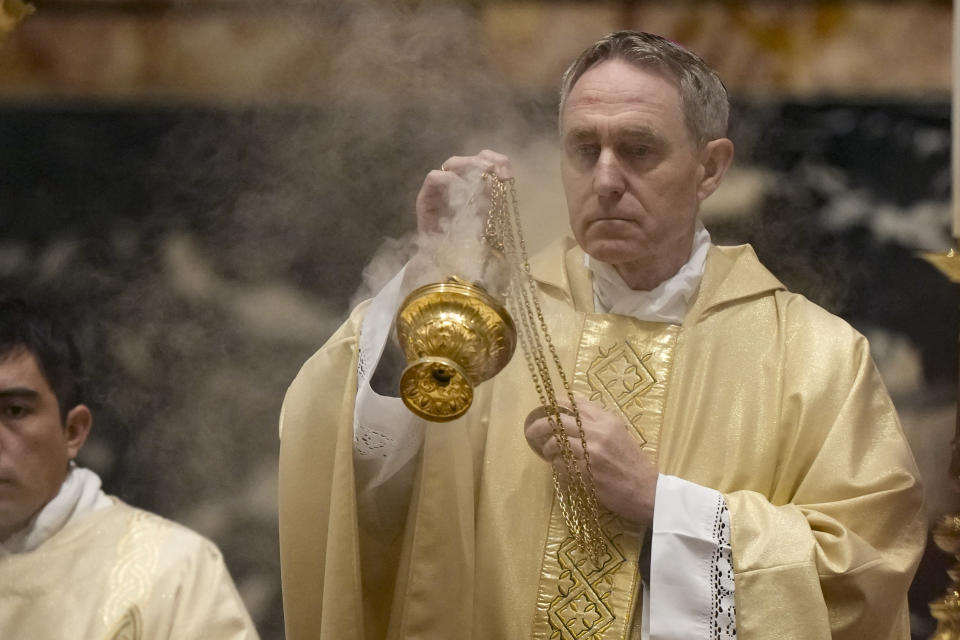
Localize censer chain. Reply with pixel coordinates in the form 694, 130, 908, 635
483, 173, 607, 562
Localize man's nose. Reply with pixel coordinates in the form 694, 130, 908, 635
593, 149, 625, 198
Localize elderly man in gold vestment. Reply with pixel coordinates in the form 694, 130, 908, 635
278, 31, 925, 639
0, 298, 260, 639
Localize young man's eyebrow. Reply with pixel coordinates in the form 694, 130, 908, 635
0, 388, 39, 399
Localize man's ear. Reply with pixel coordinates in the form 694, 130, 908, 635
63, 404, 92, 460
696, 137, 735, 202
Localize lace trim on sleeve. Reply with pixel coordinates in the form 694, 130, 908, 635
354, 306, 394, 457
354, 425, 393, 458
354, 325, 401, 458
356, 335, 371, 392
711, 496, 736, 639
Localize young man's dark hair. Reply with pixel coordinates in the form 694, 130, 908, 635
0, 298, 85, 420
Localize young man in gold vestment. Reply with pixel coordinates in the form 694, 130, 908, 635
0, 298, 260, 639
278, 32, 925, 639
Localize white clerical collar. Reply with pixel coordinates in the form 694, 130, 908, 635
0, 464, 112, 555
585, 220, 711, 324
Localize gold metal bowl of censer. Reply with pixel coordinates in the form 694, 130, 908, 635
395, 278, 516, 422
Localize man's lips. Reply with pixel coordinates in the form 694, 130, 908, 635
586, 217, 637, 229
584, 211, 638, 223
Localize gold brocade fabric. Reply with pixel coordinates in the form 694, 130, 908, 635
278, 236, 926, 640
531, 318, 679, 640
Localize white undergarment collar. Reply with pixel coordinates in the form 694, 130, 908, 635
0, 464, 112, 554
586, 220, 711, 325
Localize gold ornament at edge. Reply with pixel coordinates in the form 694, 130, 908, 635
926, 243, 960, 640
931, 514, 960, 639
396, 280, 516, 421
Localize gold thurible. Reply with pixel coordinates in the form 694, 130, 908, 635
395, 171, 607, 563
395, 278, 516, 422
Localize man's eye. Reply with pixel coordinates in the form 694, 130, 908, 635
621, 145, 649, 159
571, 144, 599, 164
577, 144, 599, 157
2, 405, 28, 419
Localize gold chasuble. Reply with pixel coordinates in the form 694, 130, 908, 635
0, 499, 259, 639
278, 237, 925, 640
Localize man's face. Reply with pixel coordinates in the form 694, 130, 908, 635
561, 60, 722, 289
0, 348, 87, 541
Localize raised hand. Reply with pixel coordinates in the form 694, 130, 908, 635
415, 149, 513, 233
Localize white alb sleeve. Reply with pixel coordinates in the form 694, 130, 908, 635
353, 267, 426, 527
646, 474, 735, 640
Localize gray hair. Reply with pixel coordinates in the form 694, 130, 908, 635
558, 31, 729, 147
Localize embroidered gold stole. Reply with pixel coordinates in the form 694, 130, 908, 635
530, 313, 680, 639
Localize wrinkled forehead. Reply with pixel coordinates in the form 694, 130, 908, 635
610, 53, 680, 83
570, 64, 681, 103
568, 55, 682, 102
561, 60, 688, 134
